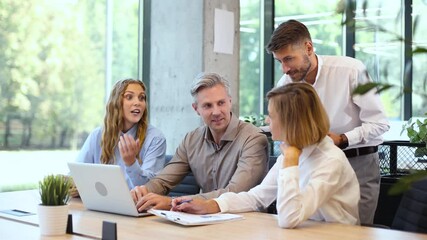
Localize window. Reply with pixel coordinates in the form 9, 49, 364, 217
239, 0, 261, 117
239, 0, 343, 118
273, 0, 343, 84
413, 0, 427, 117
239, 0, 427, 120
354, 0, 403, 119
0, 0, 140, 192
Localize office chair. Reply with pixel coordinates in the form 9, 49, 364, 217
391, 176, 427, 233
163, 155, 200, 197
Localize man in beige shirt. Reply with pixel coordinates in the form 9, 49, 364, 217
131, 72, 269, 211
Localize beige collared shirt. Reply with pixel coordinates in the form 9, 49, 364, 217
145, 113, 269, 199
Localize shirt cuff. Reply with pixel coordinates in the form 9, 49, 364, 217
214, 198, 229, 213
343, 131, 358, 147
125, 159, 141, 177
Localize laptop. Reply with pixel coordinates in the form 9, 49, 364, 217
67, 162, 151, 217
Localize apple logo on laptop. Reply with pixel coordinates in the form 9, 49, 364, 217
95, 182, 108, 196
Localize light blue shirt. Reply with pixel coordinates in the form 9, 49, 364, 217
76, 124, 167, 189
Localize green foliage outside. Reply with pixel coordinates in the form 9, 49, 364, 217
39, 174, 71, 206
0, 0, 139, 150
240, 115, 266, 127
0, 183, 38, 192
239, 0, 261, 116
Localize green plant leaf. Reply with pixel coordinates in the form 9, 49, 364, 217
388, 170, 427, 195
352, 82, 394, 96
376, 84, 394, 94
415, 147, 427, 157
413, 47, 427, 54
402, 117, 427, 144
39, 174, 71, 206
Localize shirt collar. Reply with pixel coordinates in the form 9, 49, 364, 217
204, 113, 239, 143
315, 54, 323, 84
121, 124, 138, 137
302, 54, 323, 85
298, 138, 322, 163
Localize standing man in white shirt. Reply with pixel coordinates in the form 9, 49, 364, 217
266, 19, 389, 224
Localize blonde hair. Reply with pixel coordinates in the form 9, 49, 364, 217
101, 79, 148, 164
266, 83, 329, 149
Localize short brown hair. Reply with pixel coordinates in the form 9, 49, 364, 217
266, 20, 312, 54
266, 83, 329, 149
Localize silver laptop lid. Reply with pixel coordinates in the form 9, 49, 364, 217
67, 162, 150, 217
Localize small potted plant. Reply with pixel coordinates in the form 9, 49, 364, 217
37, 174, 71, 236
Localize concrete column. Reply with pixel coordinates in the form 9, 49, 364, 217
148, 0, 240, 154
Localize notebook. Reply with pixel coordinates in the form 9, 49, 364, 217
67, 162, 151, 217
148, 209, 244, 226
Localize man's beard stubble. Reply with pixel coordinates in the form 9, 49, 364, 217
289, 55, 311, 82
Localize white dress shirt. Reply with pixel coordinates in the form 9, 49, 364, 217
277, 55, 389, 149
215, 137, 360, 228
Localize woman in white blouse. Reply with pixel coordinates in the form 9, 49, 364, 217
171, 83, 360, 228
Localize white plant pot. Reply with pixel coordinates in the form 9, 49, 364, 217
37, 204, 69, 236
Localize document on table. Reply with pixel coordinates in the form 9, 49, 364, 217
148, 209, 244, 226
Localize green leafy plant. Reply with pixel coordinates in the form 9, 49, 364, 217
240, 115, 266, 127
401, 114, 427, 157
387, 118, 427, 195
388, 170, 427, 195
39, 174, 71, 206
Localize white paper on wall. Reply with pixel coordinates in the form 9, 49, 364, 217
214, 8, 234, 55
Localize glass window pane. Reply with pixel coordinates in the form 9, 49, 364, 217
413, 0, 427, 117
111, 0, 139, 82
0, 0, 139, 192
273, 0, 343, 84
239, 0, 261, 118
354, 0, 403, 120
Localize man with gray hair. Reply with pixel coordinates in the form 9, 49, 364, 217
131, 72, 269, 211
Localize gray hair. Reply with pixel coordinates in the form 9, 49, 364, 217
190, 72, 231, 103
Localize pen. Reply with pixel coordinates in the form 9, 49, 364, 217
177, 199, 193, 205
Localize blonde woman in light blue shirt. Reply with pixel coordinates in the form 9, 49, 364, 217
76, 79, 166, 191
